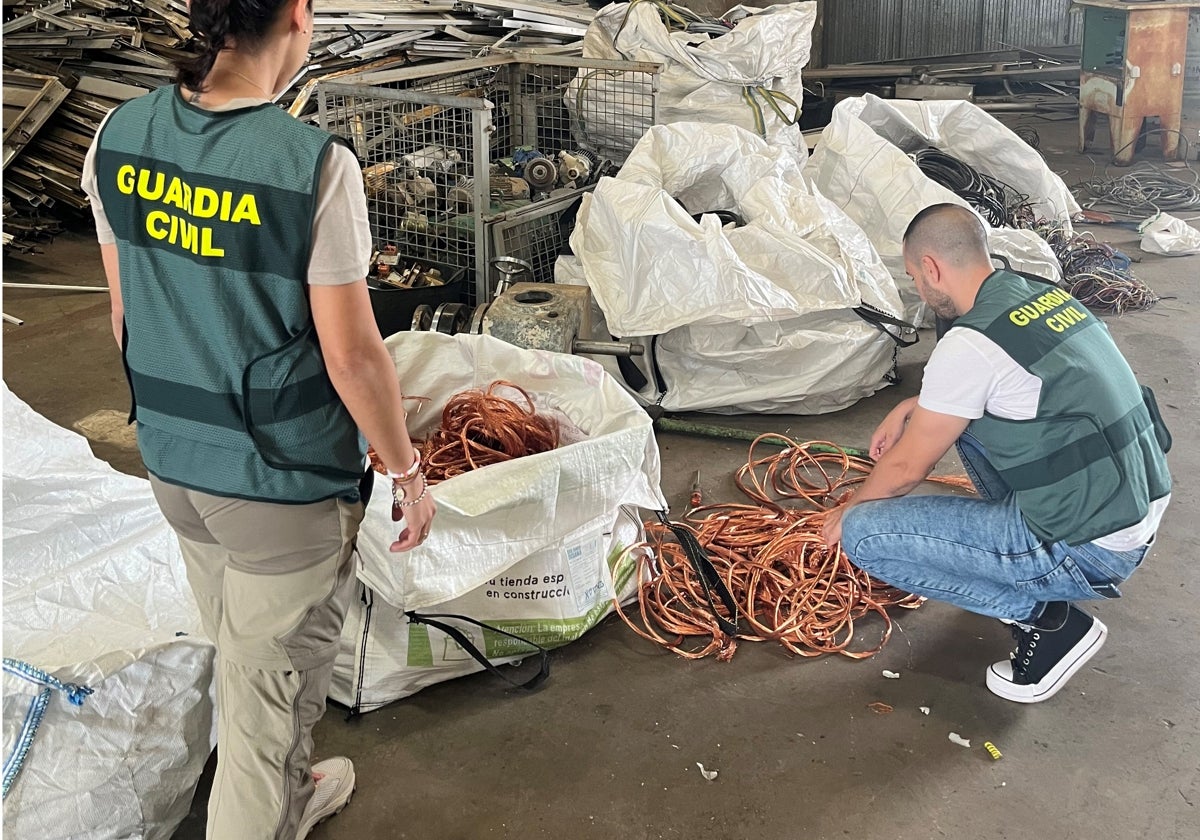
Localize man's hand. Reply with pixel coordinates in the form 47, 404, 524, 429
871, 396, 919, 460
823, 404, 970, 551
821, 506, 845, 548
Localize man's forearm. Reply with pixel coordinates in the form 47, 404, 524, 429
845, 450, 929, 509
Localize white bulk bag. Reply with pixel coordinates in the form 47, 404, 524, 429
652, 311, 901, 415
332, 512, 643, 711
568, 122, 909, 413
568, 2, 816, 160
331, 332, 664, 709
2, 387, 215, 840
807, 94, 1072, 322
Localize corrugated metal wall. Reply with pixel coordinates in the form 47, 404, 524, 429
823, 0, 1084, 64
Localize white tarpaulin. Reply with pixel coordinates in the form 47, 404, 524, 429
2, 386, 215, 840
568, 2, 815, 161
807, 94, 1071, 323
331, 332, 664, 709
567, 122, 909, 414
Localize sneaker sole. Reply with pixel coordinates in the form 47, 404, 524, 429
986, 616, 1107, 703
298, 780, 356, 838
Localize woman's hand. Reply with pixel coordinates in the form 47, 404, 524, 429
390, 478, 437, 552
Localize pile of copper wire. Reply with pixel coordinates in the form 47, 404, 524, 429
615, 434, 976, 662
420, 381, 560, 483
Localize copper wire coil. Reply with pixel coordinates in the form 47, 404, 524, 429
614, 435, 975, 662
367, 382, 559, 483
420, 381, 560, 483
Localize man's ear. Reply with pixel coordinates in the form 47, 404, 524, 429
921, 254, 941, 286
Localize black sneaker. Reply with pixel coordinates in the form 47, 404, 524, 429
986, 604, 1107, 703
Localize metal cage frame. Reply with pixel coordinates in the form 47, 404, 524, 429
318, 52, 660, 305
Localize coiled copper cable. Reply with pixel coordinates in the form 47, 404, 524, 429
615, 435, 976, 661
420, 381, 560, 483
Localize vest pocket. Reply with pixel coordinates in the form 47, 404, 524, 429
242, 326, 363, 479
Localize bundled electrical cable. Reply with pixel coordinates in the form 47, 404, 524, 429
1034, 221, 1160, 314
615, 436, 976, 662
420, 381, 560, 483
1075, 162, 1200, 216
615, 0, 733, 39
910, 146, 1160, 314
1013, 126, 1041, 151
913, 148, 1036, 229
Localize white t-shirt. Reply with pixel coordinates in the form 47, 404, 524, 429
81, 96, 371, 286
919, 326, 1168, 551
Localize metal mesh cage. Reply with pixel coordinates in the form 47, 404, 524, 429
319, 54, 659, 305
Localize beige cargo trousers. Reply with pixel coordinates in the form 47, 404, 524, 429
151, 476, 364, 840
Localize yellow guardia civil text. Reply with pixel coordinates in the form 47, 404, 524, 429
1007, 289, 1089, 334
116, 165, 262, 257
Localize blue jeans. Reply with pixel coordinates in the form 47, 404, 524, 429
840, 433, 1151, 623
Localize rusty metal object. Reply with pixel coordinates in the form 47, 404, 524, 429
480, 282, 643, 357
483, 284, 585, 355
1078, 1, 1196, 165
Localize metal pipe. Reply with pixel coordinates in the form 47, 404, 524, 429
3, 313, 26, 326
977, 102, 1077, 113
572, 339, 644, 357
653, 417, 870, 460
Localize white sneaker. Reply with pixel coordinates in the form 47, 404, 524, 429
297, 757, 356, 839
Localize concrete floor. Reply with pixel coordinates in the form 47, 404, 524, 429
3, 119, 1198, 840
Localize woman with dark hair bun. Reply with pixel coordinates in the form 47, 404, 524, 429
82, 1, 436, 837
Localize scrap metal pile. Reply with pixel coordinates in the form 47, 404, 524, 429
617, 437, 976, 661
1, 0, 598, 246
912, 147, 1161, 314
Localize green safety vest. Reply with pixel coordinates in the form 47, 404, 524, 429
94, 86, 365, 503
953, 270, 1171, 546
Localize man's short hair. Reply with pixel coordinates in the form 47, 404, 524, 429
902, 203, 990, 267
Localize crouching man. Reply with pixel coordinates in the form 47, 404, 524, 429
821, 203, 1171, 703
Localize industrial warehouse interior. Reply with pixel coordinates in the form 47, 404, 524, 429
2, 1, 1198, 839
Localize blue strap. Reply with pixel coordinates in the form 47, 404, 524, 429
2, 658, 94, 799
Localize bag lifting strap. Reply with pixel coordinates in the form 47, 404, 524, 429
654, 511, 740, 637
405, 611, 550, 691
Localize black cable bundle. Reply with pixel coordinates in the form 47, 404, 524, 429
909, 147, 1160, 314
912, 148, 1034, 228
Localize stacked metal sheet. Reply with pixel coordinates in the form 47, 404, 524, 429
2, 0, 598, 244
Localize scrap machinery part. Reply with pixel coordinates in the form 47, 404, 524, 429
448, 176, 474, 213
407, 281, 643, 359
493, 176, 531, 200
482, 282, 643, 358
404, 176, 439, 205
432, 302, 470, 334
411, 304, 435, 332
523, 156, 558, 191
490, 255, 536, 296
557, 150, 592, 184
469, 302, 490, 335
